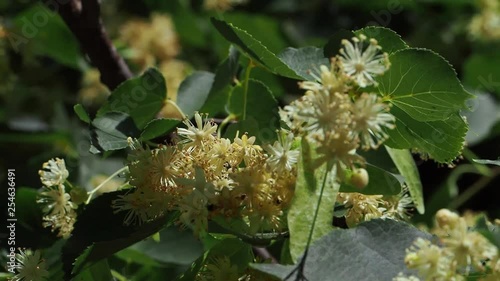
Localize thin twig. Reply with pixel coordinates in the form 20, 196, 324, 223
252, 246, 278, 264
52, 0, 132, 89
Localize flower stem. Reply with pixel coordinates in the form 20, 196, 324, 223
285, 164, 332, 281
86, 166, 128, 204
166, 99, 186, 118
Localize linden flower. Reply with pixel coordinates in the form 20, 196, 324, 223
38, 158, 69, 187
12, 249, 49, 281
353, 93, 395, 149
113, 189, 168, 225
338, 192, 386, 227
198, 256, 240, 281
339, 34, 390, 87
300, 58, 348, 94
177, 112, 218, 146
149, 146, 181, 189
405, 238, 452, 280
383, 187, 415, 221
264, 130, 299, 173
37, 184, 77, 217
434, 210, 498, 270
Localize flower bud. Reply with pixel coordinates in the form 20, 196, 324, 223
349, 168, 369, 189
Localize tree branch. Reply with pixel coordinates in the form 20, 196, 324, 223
53, 0, 132, 90
253, 246, 278, 264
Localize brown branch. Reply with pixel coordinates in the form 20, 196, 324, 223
52, 0, 133, 90
252, 246, 278, 264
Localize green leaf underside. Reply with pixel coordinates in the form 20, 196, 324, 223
287, 139, 338, 262
73, 104, 91, 124
97, 68, 166, 129
63, 191, 171, 278
377, 48, 473, 122
385, 107, 467, 163
140, 118, 180, 141
91, 112, 140, 152
226, 80, 280, 143
277, 47, 329, 81
128, 226, 203, 266
176, 71, 215, 118
339, 164, 401, 195
385, 146, 425, 214
354, 27, 408, 54
251, 219, 431, 281
211, 18, 302, 80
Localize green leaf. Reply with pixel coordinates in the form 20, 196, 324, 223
463, 52, 500, 97
287, 139, 338, 262
91, 112, 140, 152
140, 118, 180, 141
129, 225, 203, 265
377, 49, 473, 122
339, 164, 402, 195
211, 18, 302, 80
114, 248, 161, 267
201, 46, 240, 116
63, 191, 171, 279
385, 108, 468, 163
354, 27, 408, 54
226, 80, 280, 143
74, 104, 91, 124
475, 215, 500, 249
277, 47, 329, 81
472, 159, 500, 166
14, 5, 83, 69
177, 238, 253, 280
385, 146, 424, 214
176, 71, 215, 118
97, 68, 166, 129
224, 13, 288, 54
73, 259, 113, 281
251, 219, 431, 281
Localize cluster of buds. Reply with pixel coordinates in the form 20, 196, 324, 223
397, 209, 499, 280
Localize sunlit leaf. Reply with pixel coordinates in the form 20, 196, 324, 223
385, 146, 424, 214
287, 139, 338, 262
377, 49, 473, 122
211, 18, 302, 80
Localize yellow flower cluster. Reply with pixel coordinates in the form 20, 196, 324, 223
37, 158, 78, 238
337, 187, 414, 228
280, 35, 394, 183
120, 14, 180, 68
469, 0, 500, 41
397, 209, 499, 281
113, 113, 297, 235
